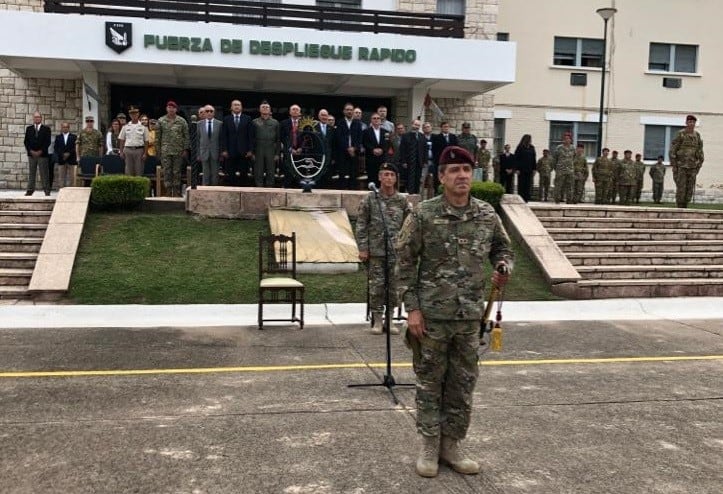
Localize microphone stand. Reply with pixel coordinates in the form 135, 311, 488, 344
349, 183, 414, 404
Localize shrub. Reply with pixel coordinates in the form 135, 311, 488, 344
470, 180, 505, 209
90, 175, 150, 210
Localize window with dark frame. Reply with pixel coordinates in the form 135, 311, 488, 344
553, 37, 603, 68
436, 0, 465, 16
648, 43, 698, 73
493, 118, 506, 154
643, 125, 683, 161
549, 121, 599, 159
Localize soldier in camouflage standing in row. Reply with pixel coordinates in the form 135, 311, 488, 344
617, 150, 637, 205
608, 150, 620, 204
552, 132, 575, 203
592, 147, 613, 204
572, 144, 589, 203
396, 146, 514, 478
355, 163, 412, 335
648, 155, 666, 204
457, 123, 478, 161
669, 114, 704, 208
536, 149, 553, 201
633, 153, 645, 204
156, 100, 189, 197
76, 115, 103, 159
476, 139, 492, 182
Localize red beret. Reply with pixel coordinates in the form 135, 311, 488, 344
439, 146, 475, 167
166, 100, 178, 109
686, 114, 697, 121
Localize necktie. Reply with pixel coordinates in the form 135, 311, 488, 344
207, 120, 212, 138
445, 134, 449, 143
292, 120, 298, 148
35, 125, 39, 134
234, 115, 239, 128
321, 124, 326, 136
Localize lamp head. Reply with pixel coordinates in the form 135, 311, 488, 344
596, 7, 617, 21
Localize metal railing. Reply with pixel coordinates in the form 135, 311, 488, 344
44, 0, 465, 38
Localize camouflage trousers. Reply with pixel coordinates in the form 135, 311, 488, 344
618, 184, 635, 205
161, 154, 184, 197
367, 257, 398, 314
413, 319, 479, 439
674, 167, 698, 207
572, 177, 587, 203
594, 178, 612, 204
538, 173, 551, 201
554, 171, 574, 203
652, 182, 663, 203
635, 178, 644, 203
608, 178, 618, 203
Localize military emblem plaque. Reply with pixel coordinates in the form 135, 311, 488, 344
106, 22, 132, 54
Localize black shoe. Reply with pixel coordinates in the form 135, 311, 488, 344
24, 190, 33, 196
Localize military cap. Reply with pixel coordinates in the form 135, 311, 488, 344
439, 145, 475, 167
379, 162, 398, 174
461, 122, 471, 128
127, 106, 140, 114
84, 115, 94, 122
166, 100, 178, 109
686, 114, 697, 121
116, 112, 127, 119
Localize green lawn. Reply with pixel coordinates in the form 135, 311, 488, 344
68, 212, 560, 304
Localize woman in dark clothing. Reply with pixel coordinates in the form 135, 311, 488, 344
514, 134, 537, 202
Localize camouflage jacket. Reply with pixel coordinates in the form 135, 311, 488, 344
552, 144, 575, 174
476, 148, 491, 170
77, 128, 103, 157
610, 158, 621, 181
649, 163, 666, 183
573, 155, 589, 180
355, 191, 412, 258
592, 156, 614, 181
457, 134, 478, 157
618, 158, 637, 186
156, 115, 189, 156
634, 160, 646, 181
536, 156, 553, 176
395, 195, 514, 321
669, 130, 704, 169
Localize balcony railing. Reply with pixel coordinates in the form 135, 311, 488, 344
44, 0, 465, 38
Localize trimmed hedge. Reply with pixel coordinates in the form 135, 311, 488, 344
437, 180, 505, 209
90, 175, 150, 210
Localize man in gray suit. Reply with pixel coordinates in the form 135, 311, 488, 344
197, 104, 222, 186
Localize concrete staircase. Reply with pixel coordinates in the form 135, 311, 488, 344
531, 203, 723, 298
0, 198, 54, 299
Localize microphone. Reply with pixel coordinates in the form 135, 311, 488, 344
368, 182, 379, 194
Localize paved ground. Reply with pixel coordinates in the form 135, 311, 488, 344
1, 301, 722, 494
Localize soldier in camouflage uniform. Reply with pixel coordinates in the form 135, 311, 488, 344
156, 101, 189, 197
648, 155, 666, 204
608, 150, 620, 204
617, 150, 637, 205
476, 139, 492, 182
395, 146, 514, 478
592, 148, 613, 204
457, 123, 478, 159
76, 115, 103, 158
552, 133, 575, 203
669, 115, 704, 208
572, 144, 589, 204
536, 149, 553, 201
356, 163, 412, 335
633, 153, 645, 204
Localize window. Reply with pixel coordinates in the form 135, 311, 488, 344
553, 37, 604, 68
493, 118, 506, 154
496, 32, 509, 41
317, 0, 360, 8
644, 125, 683, 161
437, 0, 465, 16
549, 121, 599, 158
648, 43, 698, 73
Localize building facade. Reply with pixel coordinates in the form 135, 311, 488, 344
0, 0, 509, 189
494, 0, 721, 192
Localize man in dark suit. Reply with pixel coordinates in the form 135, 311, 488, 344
24, 111, 52, 196
430, 121, 458, 192
52, 121, 77, 189
398, 119, 425, 194
362, 112, 389, 187
316, 108, 335, 188
219, 99, 255, 186
334, 102, 362, 190
279, 103, 303, 188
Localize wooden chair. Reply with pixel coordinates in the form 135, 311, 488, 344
258, 232, 305, 330
75, 156, 100, 186
100, 154, 125, 175
143, 156, 160, 197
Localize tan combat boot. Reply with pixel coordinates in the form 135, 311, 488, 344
415, 434, 440, 478
370, 312, 383, 334
440, 436, 481, 475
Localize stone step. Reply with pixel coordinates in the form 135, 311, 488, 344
0, 210, 52, 224
0, 253, 38, 269
576, 264, 723, 280
547, 228, 723, 241
531, 205, 723, 220
0, 237, 43, 253
566, 252, 723, 266
0, 285, 31, 300
0, 198, 55, 212
574, 278, 723, 298
0, 223, 48, 238
0, 268, 33, 285
556, 240, 723, 253
538, 217, 723, 230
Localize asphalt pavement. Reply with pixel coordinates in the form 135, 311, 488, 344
0, 300, 721, 493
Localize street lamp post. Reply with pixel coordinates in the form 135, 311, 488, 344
596, 7, 617, 157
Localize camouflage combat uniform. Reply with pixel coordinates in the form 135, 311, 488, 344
156, 114, 189, 197
355, 191, 411, 323
669, 130, 704, 208
552, 143, 575, 203
536, 154, 553, 201
476, 148, 491, 182
457, 134, 478, 160
634, 158, 646, 203
77, 128, 103, 158
592, 155, 614, 204
608, 156, 621, 203
572, 154, 589, 204
617, 157, 637, 205
395, 195, 514, 439
649, 161, 666, 203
